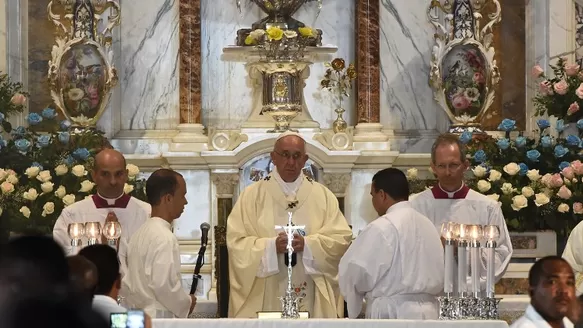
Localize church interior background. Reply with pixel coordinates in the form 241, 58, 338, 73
0, 0, 581, 322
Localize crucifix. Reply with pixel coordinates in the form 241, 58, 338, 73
274, 211, 305, 319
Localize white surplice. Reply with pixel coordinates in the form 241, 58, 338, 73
411, 185, 513, 295
510, 304, 574, 328
121, 217, 192, 318
563, 220, 583, 295
53, 193, 150, 277
338, 201, 444, 319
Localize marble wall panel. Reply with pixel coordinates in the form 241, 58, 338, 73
0, 0, 6, 73
345, 169, 378, 235
28, 0, 54, 114
174, 170, 212, 240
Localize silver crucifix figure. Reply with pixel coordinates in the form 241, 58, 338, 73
275, 211, 305, 319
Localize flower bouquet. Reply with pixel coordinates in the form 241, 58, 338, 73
320, 58, 357, 133
243, 26, 319, 60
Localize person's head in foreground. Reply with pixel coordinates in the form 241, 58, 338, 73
67, 255, 98, 305
529, 256, 576, 325
78, 244, 121, 299
370, 168, 409, 216
146, 168, 188, 221
270, 132, 309, 182
430, 133, 469, 191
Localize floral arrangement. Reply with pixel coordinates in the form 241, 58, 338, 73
320, 58, 357, 110
0, 71, 28, 132
532, 57, 583, 122
243, 26, 319, 60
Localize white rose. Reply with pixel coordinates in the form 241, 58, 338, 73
477, 180, 491, 193
55, 185, 66, 198
558, 203, 570, 213
534, 193, 550, 207
6, 174, 18, 184
472, 166, 487, 178
123, 183, 134, 194
511, 195, 528, 211
41, 182, 54, 193
527, 169, 541, 182
521, 186, 535, 198
71, 165, 87, 177
36, 170, 52, 183
406, 168, 418, 180
0, 182, 14, 194
85, 195, 92, 200
19, 206, 30, 218
0, 169, 7, 182
23, 188, 38, 201
501, 183, 515, 195
25, 166, 40, 178
488, 170, 502, 182
42, 202, 55, 217
79, 180, 95, 193
54, 164, 68, 176
486, 194, 500, 202
62, 194, 76, 206
503, 163, 521, 176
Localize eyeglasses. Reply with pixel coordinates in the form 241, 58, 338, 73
435, 163, 462, 171
273, 150, 304, 161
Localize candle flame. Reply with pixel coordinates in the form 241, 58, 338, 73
109, 224, 115, 237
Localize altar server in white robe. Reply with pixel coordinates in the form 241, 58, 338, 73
339, 168, 444, 319
227, 132, 353, 318
122, 169, 196, 318
411, 133, 513, 295
53, 149, 150, 276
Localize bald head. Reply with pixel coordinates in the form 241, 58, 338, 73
274, 135, 306, 152
271, 134, 308, 182
67, 256, 98, 303
91, 149, 128, 198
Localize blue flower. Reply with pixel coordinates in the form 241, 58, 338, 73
473, 150, 487, 163
559, 161, 571, 171
41, 108, 57, 119
31, 162, 43, 170
554, 145, 569, 158
0, 112, 4, 123
578, 119, 583, 130
515, 136, 527, 148
459, 131, 472, 144
537, 119, 551, 130
36, 135, 51, 148
498, 119, 516, 132
519, 163, 528, 176
72, 148, 90, 160
27, 113, 42, 126
567, 135, 582, 146
526, 149, 541, 162
14, 139, 31, 153
11, 126, 25, 138
58, 132, 70, 144
60, 120, 71, 131
64, 155, 75, 166
496, 138, 510, 150
541, 136, 553, 148
557, 119, 566, 133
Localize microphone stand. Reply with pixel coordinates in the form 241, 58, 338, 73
190, 238, 207, 295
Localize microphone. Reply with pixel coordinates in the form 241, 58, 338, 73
200, 222, 210, 247
190, 222, 210, 295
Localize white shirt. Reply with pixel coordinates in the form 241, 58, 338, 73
338, 201, 444, 319
511, 304, 574, 328
122, 217, 191, 318
411, 186, 513, 295
93, 295, 127, 320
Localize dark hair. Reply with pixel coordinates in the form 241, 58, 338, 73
372, 168, 409, 201
431, 133, 466, 163
529, 256, 570, 287
146, 169, 183, 206
78, 245, 119, 296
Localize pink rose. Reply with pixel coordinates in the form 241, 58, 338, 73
574, 202, 583, 214
577, 83, 583, 99
562, 166, 575, 179
531, 65, 544, 77
10, 93, 26, 105
572, 160, 583, 175
562, 56, 569, 64
539, 81, 554, 95
568, 102, 580, 116
473, 72, 485, 84
550, 173, 564, 188
566, 64, 581, 76
452, 94, 470, 110
557, 185, 573, 199
554, 80, 569, 95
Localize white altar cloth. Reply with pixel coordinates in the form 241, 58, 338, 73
152, 318, 509, 328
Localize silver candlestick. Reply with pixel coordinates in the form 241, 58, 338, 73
275, 212, 305, 319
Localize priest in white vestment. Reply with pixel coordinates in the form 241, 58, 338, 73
411, 134, 513, 295
227, 132, 353, 318
53, 149, 150, 277
563, 221, 583, 295
122, 169, 195, 318
339, 168, 444, 319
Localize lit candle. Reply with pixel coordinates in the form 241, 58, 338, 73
440, 222, 457, 296
68, 223, 85, 255
457, 223, 469, 297
85, 222, 101, 245
103, 221, 122, 249
483, 225, 500, 298
469, 225, 483, 297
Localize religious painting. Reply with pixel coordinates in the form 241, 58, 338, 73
241, 153, 319, 190
441, 44, 488, 119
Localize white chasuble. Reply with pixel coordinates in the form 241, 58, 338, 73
227, 173, 353, 318
563, 220, 583, 295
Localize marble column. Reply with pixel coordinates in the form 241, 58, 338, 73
354, 0, 387, 143
171, 0, 207, 151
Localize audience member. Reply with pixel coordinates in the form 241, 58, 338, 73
67, 255, 98, 305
